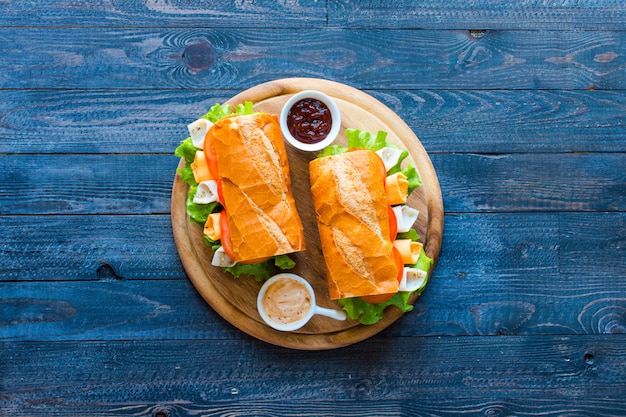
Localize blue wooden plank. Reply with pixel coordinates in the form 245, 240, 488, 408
0, 215, 185, 281
432, 152, 626, 213
0, 280, 241, 341
3, 398, 626, 417
0, 0, 326, 28
1, 1, 623, 30
369, 89, 626, 154
2, 89, 625, 154
0, 89, 237, 154
560, 212, 626, 281
1, 336, 625, 415
1, 28, 625, 89
0, 155, 179, 216
330, 0, 626, 30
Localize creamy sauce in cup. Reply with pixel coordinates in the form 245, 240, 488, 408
257, 273, 347, 332
261, 276, 312, 325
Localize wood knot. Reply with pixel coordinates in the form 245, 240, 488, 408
469, 30, 486, 40
96, 263, 122, 280
182, 40, 216, 73
354, 380, 371, 397
153, 408, 170, 417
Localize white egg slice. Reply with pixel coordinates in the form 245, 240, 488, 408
193, 180, 219, 204
376, 146, 404, 171
398, 267, 428, 292
392, 205, 420, 233
211, 247, 237, 268
187, 118, 213, 149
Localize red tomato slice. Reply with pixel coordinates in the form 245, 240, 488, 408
388, 204, 398, 241
216, 177, 224, 205
219, 209, 236, 261
204, 135, 219, 180
204, 135, 224, 204
359, 247, 404, 304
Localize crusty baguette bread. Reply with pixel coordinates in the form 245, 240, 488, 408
208, 113, 305, 262
309, 149, 399, 300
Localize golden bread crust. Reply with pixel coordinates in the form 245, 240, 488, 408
309, 149, 399, 299
208, 113, 305, 262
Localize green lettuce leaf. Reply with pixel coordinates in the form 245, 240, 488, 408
224, 260, 276, 281
175, 137, 199, 186
401, 163, 422, 195
186, 186, 219, 224
318, 144, 348, 157
397, 228, 420, 242
224, 254, 296, 282
274, 254, 297, 270
174, 137, 198, 165
339, 292, 414, 325
202, 101, 255, 123
346, 128, 389, 151
318, 128, 391, 156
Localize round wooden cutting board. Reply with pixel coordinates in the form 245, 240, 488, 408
171, 78, 443, 350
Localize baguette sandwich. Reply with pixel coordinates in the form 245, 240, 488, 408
175, 103, 305, 280
310, 129, 434, 324
309, 149, 400, 300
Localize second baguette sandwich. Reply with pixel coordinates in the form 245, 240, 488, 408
309, 149, 399, 300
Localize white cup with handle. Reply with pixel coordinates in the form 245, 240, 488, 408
257, 273, 347, 332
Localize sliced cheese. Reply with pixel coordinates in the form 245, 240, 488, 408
193, 179, 219, 204
187, 118, 213, 149
385, 172, 409, 205
211, 246, 237, 267
191, 150, 214, 184
392, 205, 419, 233
376, 147, 404, 172
393, 239, 423, 265
398, 267, 428, 292
203, 212, 222, 241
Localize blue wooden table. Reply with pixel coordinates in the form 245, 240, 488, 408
2, 1, 625, 415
